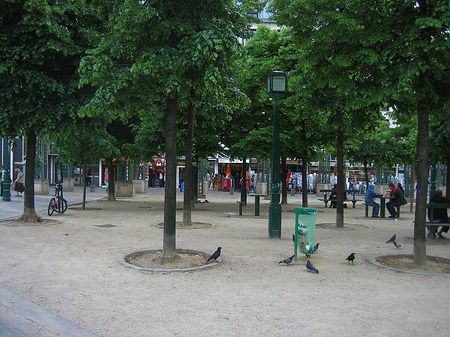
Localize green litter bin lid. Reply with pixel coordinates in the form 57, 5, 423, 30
294, 207, 317, 215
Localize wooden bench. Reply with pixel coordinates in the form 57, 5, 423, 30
426, 203, 450, 239
319, 189, 363, 208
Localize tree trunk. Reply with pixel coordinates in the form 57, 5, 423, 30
22, 130, 38, 222
336, 126, 345, 228
183, 98, 195, 226
281, 155, 287, 204
413, 97, 429, 266
301, 156, 308, 207
162, 96, 178, 260
82, 162, 87, 210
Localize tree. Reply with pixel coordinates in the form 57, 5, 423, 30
271, 0, 450, 264
80, 0, 253, 260
0, 0, 96, 222
51, 116, 110, 209
271, 0, 385, 226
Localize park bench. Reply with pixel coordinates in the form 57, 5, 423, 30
237, 194, 267, 216
319, 189, 363, 208
425, 203, 450, 239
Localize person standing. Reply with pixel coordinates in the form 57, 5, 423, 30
179, 172, 185, 192
249, 175, 256, 193
365, 184, 383, 217
14, 167, 25, 197
0, 165, 3, 197
386, 182, 407, 218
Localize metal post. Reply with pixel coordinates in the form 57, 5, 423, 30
2, 139, 11, 201
268, 100, 281, 238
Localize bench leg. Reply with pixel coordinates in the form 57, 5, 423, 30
255, 196, 260, 216
365, 204, 368, 217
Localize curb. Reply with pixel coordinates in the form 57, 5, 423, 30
0, 286, 98, 337
368, 254, 450, 276
117, 248, 220, 272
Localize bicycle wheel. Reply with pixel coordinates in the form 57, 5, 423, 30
48, 198, 56, 216
60, 198, 68, 213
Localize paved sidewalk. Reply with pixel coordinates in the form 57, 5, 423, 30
0, 286, 97, 337
0, 185, 110, 220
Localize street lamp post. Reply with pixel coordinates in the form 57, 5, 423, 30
2, 138, 11, 201
267, 71, 287, 238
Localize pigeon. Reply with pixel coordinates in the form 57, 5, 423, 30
386, 234, 396, 244
207, 247, 222, 263
292, 234, 295, 243
346, 253, 356, 264
306, 260, 319, 273
313, 243, 319, 253
278, 255, 295, 265
393, 241, 402, 248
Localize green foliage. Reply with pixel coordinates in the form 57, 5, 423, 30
0, 0, 97, 137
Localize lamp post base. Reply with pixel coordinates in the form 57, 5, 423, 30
268, 202, 282, 238
2, 180, 11, 202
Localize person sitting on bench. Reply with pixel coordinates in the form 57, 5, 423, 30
329, 184, 337, 208
386, 182, 407, 218
365, 184, 383, 218
329, 183, 347, 208
428, 190, 450, 238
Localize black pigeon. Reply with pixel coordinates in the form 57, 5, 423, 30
386, 234, 396, 244
313, 243, 319, 253
306, 260, 319, 273
207, 247, 222, 263
346, 253, 356, 264
292, 234, 295, 243
279, 255, 295, 265
393, 241, 402, 248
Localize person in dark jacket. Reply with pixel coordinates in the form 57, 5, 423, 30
428, 190, 450, 238
386, 182, 407, 218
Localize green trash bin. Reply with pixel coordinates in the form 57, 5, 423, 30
294, 207, 317, 258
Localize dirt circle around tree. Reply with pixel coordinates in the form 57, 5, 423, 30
369, 254, 450, 275
117, 248, 219, 272
315, 222, 370, 230
153, 221, 213, 229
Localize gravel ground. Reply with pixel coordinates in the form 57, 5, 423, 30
0, 189, 449, 337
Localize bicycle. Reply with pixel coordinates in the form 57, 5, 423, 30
48, 184, 68, 216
